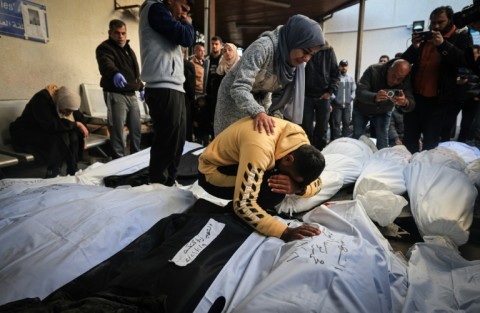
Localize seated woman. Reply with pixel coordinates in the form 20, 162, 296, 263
10, 84, 89, 178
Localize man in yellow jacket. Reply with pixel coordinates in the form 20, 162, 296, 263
198, 117, 325, 242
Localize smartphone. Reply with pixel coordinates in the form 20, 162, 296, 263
415, 31, 433, 41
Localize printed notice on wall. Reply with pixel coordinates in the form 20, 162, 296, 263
0, 0, 48, 43
170, 218, 225, 267
20, 1, 47, 42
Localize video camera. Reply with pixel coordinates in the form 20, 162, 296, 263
454, 0, 480, 28
415, 31, 433, 41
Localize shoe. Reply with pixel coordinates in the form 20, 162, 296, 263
45, 166, 60, 178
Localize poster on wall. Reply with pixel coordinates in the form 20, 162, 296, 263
0, 0, 48, 43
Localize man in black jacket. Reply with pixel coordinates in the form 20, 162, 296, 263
301, 44, 340, 150
353, 59, 414, 150
401, 6, 472, 153
96, 19, 144, 159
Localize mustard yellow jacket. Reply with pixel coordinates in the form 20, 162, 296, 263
198, 117, 322, 238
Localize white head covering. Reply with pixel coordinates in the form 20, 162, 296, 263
216, 43, 240, 75
53, 86, 80, 121
54, 86, 81, 111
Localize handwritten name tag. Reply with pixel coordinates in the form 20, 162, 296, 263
170, 218, 225, 267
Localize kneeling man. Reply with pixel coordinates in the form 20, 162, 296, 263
198, 117, 325, 242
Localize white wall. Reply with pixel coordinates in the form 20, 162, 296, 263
0, 0, 475, 100
1, 0, 141, 100
324, 0, 473, 80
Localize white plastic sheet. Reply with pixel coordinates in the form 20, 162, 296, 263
195, 201, 408, 313
353, 145, 411, 198
404, 158, 476, 246
357, 190, 408, 226
402, 237, 480, 313
275, 170, 344, 215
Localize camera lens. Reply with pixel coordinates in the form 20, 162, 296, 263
387, 90, 395, 98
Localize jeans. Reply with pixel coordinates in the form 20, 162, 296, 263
104, 92, 142, 159
302, 97, 330, 150
330, 102, 352, 140
352, 107, 392, 149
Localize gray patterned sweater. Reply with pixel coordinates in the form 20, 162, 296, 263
213, 27, 284, 135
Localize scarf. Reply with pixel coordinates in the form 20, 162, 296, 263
216, 43, 240, 75
266, 14, 324, 123
52, 85, 81, 121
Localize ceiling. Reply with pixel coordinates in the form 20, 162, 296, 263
191, 0, 359, 48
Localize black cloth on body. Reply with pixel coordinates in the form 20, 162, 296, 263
0, 203, 253, 313
103, 147, 202, 187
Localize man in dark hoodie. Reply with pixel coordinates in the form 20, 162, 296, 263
96, 19, 143, 159
301, 43, 340, 150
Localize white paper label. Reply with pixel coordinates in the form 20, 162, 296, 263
170, 218, 225, 266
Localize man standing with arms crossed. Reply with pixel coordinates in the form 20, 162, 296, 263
139, 0, 195, 185
96, 19, 143, 159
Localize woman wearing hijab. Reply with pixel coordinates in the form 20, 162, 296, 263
213, 14, 324, 136
216, 42, 241, 76
10, 84, 89, 178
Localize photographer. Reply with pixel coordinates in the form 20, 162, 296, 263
401, 5, 472, 153
352, 58, 415, 149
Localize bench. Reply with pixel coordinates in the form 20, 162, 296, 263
80, 83, 151, 125
80, 83, 152, 152
0, 153, 18, 168
0, 99, 110, 163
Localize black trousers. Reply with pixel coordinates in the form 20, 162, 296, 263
404, 95, 445, 153
145, 88, 186, 186
198, 165, 286, 211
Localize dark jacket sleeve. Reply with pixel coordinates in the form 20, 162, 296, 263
184, 60, 196, 101
96, 40, 143, 93
148, 2, 195, 47
401, 44, 418, 65
327, 49, 340, 95
399, 75, 415, 112
355, 65, 378, 105
96, 42, 120, 81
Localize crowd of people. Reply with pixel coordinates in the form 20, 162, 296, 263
177, 5, 480, 157
8, 1, 480, 240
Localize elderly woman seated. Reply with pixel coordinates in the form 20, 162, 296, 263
10, 84, 89, 178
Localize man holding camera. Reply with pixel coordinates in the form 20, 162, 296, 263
352, 59, 415, 149
401, 5, 472, 154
